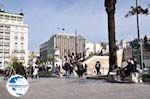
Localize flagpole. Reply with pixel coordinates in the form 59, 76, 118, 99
75, 29, 77, 59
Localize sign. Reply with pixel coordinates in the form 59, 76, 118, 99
6, 74, 29, 97
131, 39, 140, 49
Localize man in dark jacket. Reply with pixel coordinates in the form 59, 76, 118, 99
76, 61, 85, 78
64, 61, 71, 78
95, 61, 101, 75
15, 62, 27, 79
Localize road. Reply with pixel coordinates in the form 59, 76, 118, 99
1, 77, 150, 99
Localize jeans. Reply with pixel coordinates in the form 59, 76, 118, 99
66, 70, 70, 78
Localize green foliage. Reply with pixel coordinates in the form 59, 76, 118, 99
142, 74, 150, 82
11, 59, 19, 68
126, 5, 149, 18
142, 74, 150, 78
39, 57, 53, 64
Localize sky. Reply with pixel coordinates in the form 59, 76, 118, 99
0, 0, 150, 51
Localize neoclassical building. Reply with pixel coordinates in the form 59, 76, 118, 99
40, 33, 86, 60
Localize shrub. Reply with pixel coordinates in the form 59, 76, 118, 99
39, 71, 52, 77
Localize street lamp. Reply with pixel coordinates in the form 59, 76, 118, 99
126, 0, 150, 70
105, 0, 117, 73
135, 0, 140, 39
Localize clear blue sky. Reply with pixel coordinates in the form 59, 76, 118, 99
0, 0, 149, 51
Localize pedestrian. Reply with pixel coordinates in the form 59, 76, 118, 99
64, 61, 71, 78
133, 59, 137, 72
84, 64, 88, 75
31, 65, 34, 79
32, 63, 39, 79
76, 60, 85, 78
99, 50, 103, 56
95, 61, 101, 75
15, 62, 27, 79
70, 64, 74, 76
54, 64, 60, 77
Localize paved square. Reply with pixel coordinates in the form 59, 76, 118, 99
1, 78, 150, 99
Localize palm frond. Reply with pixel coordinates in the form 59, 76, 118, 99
125, 5, 149, 18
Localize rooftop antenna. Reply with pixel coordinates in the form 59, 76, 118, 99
0, 3, 5, 12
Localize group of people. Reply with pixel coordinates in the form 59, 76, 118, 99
3, 62, 27, 80
2, 62, 39, 80
62, 60, 87, 78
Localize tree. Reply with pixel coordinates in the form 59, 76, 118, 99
105, 0, 117, 72
11, 59, 19, 68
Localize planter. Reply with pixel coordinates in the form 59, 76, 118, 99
39, 71, 52, 78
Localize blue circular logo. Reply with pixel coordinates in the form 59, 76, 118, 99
6, 74, 29, 97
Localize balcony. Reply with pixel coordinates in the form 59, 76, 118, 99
20, 50, 25, 53
4, 49, 9, 53
13, 49, 19, 53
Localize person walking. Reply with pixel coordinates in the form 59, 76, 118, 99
54, 64, 60, 77
95, 61, 101, 75
64, 61, 71, 78
84, 64, 88, 75
76, 60, 85, 78
32, 63, 39, 79
15, 62, 27, 79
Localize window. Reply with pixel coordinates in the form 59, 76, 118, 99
20, 37, 24, 40
0, 14, 3, 19
14, 57, 18, 60
20, 50, 25, 53
15, 42, 17, 45
20, 57, 24, 60
17, 17, 23, 22
21, 43, 24, 45
15, 27, 18, 30
14, 49, 19, 53
11, 16, 16, 21
14, 36, 18, 40
5, 26, 9, 28
5, 32, 10, 34
5, 15, 10, 20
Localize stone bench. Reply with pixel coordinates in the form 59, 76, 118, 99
108, 72, 143, 83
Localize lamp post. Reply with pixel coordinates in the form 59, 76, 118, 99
135, 0, 143, 70
105, 0, 117, 73
135, 0, 140, 39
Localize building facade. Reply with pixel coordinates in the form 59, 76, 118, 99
0, 10, 28, 69
85, 42, 109, 57
28, 51, 40, 65
40, 41, 48, 62
40, 33, 86, 60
